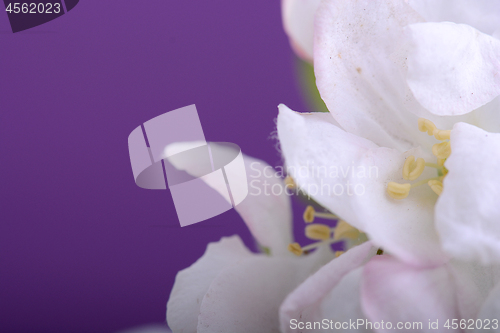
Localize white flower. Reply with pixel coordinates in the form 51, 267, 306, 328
280, 243, 500, 333
165, 143, 336, 333
278, 104, 500, 266
277, 0, 500, 267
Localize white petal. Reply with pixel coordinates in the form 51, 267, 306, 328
166, 236, 253, 333
361, 256, 461, 332
279, 242, 376, 333
239, 153, 294, 256
278, 105, 447, 266
407, 22, 500, 116
449, 260, 500, 321
407, 0, 500, 35
282, 0, 322, 61
314, 0, 430, 151
319, 268, 373, 333
476, 282, 500, 332
197, 246, 334, 333
166, 142, 293, 256
435, 123, 500, 265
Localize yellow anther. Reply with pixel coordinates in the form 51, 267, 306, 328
305, 224, 331, 240
335, 251, 345, 258
387, 182, 411, 200
403, 155, 425, 181
428, 180, 443, 195
437, 158, 446, 167
284, 175, 296, 189
433, 129, 451, 141
432, 142, 451, 159
288, 243, 303, 256
303, 206, 315, 223
418, 118, 437, 136
333, 220, 360, 241
303, 205, 338, 223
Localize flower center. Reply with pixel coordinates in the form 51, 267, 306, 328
288, 205, 365, 256
386, 118, 450, 200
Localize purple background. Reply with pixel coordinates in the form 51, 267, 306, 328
0, 1, 311, 332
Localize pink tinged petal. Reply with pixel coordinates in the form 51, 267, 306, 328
407, 22, 500, 116
279, 242, 376, 333
361, 256, 461, 333
282, 0, 322, 61
435, 123, 500, 265
166, 142, 293, 256
407, 0, 500, 36
314, 0, 431, 151
197, 246, 334, 333
449, 260, 500, 321
476, 282, 500, 332
166, 236, 254, 333
277, 105, 447, 267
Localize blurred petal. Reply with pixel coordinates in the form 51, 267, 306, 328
197, 245, 334, 333
166, 236, 253, 333
314, 0, 431, 151
474, 96, 500, 134
361, 256, 461, 332
282, 0, 322, 61
279, 242, 376, 333
407, 0, 500, 35
435, 123, 500, 265
319, 268, 373, 333
166, 142, 293, 256
449, 260, 500, 320
240, 153, 293, 256
476, 282, 500, 332
277, 105, 447, 266
407, 22, 500, 116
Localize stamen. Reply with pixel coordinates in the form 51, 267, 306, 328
303, 205, 338, 223
387, 182, 411, 200
433, 129, 451, 141
333, 220, 360, 241
424, 162, 444, 170
403, 155, 425, 180
376, 249, 384, 255
432, 142, 451, 159
418, 118, 437, 135
305, 224, 331, 240
335, 251, 344, 258
388, 118, 451, 201
288, 238, 342, 256
410, 177, 440, 188
303, 206, 315, 223
302, 238, 339, 252
287, 243, 303, 256
284, 175, 296, 189
428, 180, 443, 195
